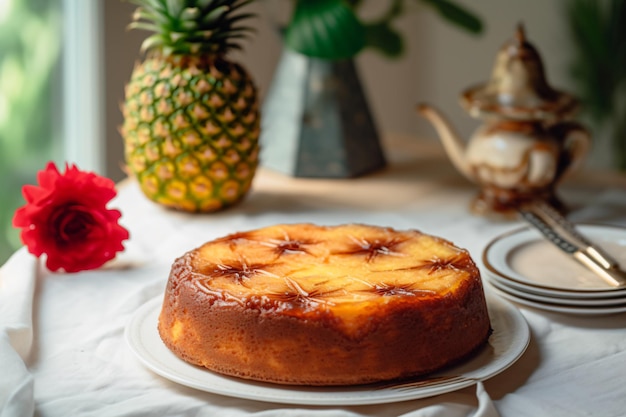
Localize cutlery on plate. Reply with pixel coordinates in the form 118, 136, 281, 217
517, 201, 626, 288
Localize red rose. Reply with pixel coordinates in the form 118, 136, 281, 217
12, 162, 130, 273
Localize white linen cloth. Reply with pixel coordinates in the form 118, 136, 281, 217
0, 184, 500, 417
0, 248, 36, 417
1, 138, 625, 417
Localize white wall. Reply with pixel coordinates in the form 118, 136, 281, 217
359, 0, 574, 140
230, 0, 577, 138
105, 0, 604, 181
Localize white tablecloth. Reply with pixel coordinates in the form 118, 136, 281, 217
2, 137, 626, 417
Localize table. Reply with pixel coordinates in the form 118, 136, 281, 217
2, 135, 626, 417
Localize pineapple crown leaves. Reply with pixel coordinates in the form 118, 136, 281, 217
127, 0, 257, 56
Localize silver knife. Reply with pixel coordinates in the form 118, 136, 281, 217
518, 204, 626, 288
530, 200, 620, 270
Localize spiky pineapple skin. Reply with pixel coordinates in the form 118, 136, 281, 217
121, 54, 260, 212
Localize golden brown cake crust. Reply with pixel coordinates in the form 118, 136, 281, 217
158, 223, 492, 386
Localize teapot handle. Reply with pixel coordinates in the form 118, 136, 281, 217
549, 121, 591, 180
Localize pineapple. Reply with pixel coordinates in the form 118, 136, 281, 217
121, 0, 260, 212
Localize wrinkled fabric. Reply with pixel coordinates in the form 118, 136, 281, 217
0, 248, 36, 417
2, 168, 626, 417
0, 232, 500, 417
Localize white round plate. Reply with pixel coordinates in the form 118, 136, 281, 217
487, 281, 626, 316
126, 295, 529, 406
483, 224, 626, 299
487, 273, 626, 307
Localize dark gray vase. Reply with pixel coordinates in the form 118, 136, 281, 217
260, 49, 386, 178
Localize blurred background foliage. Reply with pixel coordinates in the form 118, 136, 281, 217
284, 0, 483, 60
0, 0, 62, 264
565, 0, 626, 170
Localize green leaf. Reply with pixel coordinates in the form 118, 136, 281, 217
140, 33, 168, 52
284, 0, 366, 60
196, 0, 213, 8
363, 22, 404, 58
166, 0, 185, 18
180, 7, 200, 21
564, 0, 626, 169
565, 0, 626, 123
200, 5, 230, 25
361, 0, 404, 58
128, 21, 162, 33
131, 8, 170, 26
419, 0, 483, 34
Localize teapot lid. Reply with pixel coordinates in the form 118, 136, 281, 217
460, 24, 579, 120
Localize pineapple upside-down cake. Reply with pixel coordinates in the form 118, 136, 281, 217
158, 224, 492, 386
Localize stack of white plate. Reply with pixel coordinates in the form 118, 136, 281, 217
482, 224, 626, 315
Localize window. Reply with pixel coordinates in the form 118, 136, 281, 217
0, 0, 63, 264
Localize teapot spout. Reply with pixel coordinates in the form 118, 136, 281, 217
416, 104, 472, 180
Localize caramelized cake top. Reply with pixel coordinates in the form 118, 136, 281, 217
182, 224, 479, 316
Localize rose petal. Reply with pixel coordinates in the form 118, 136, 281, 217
12, 162, 129, 273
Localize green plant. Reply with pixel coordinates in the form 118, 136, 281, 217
565, 0, 626, 170
284, 0, 483, 60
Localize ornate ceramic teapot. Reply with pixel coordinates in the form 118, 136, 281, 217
418, 25, 590, 217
